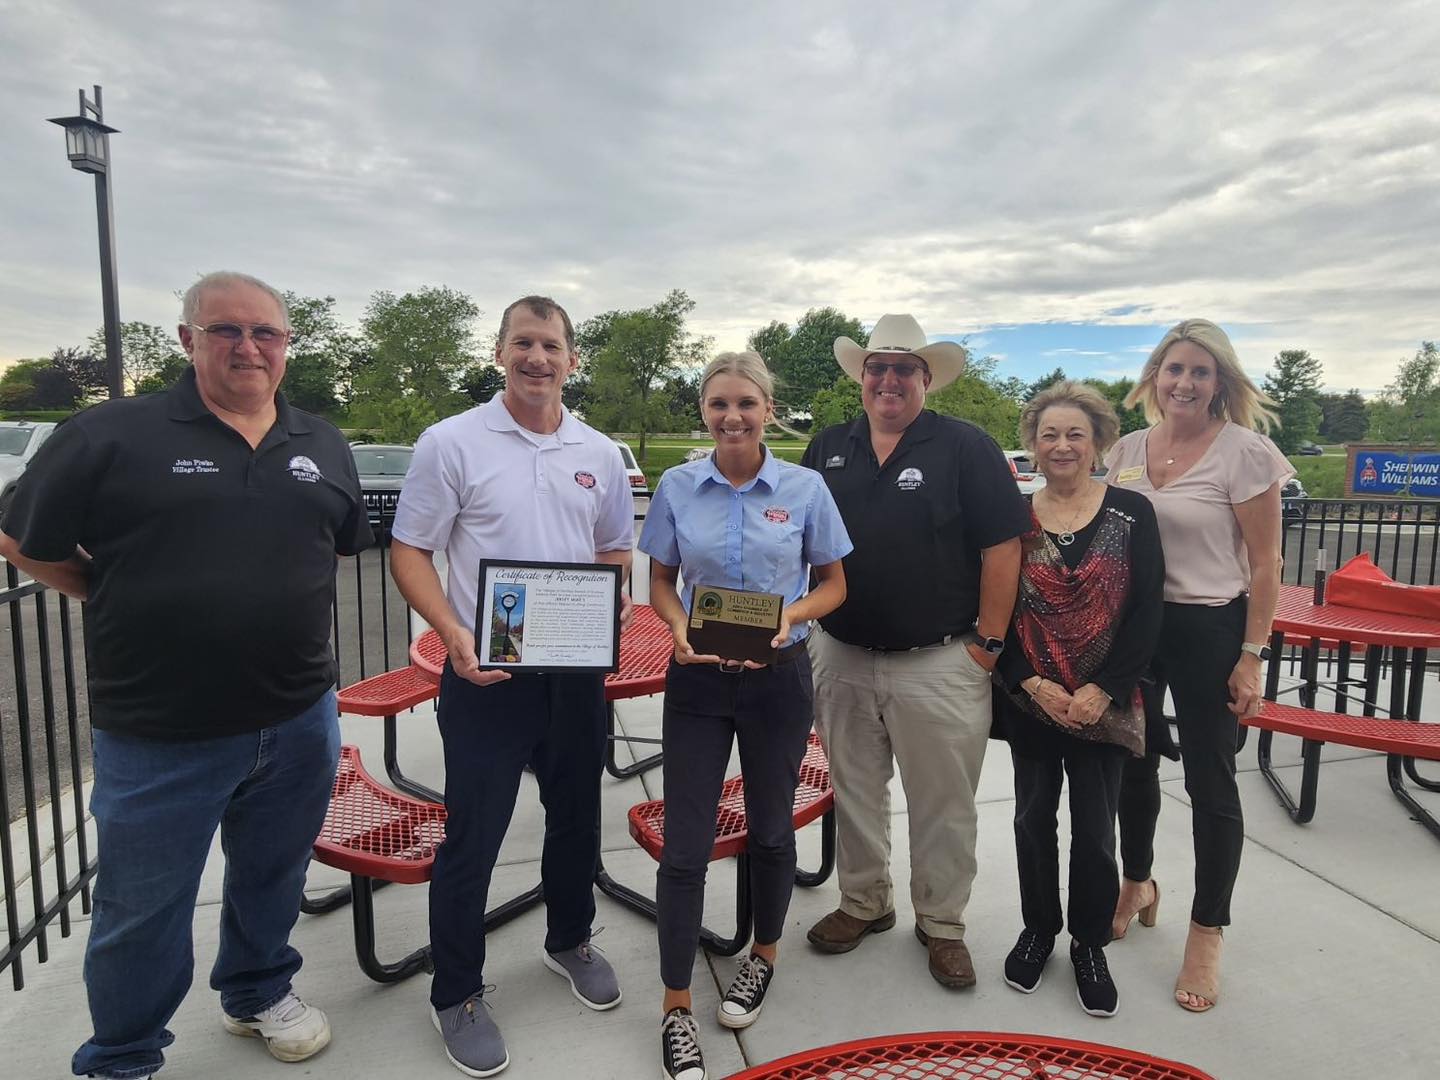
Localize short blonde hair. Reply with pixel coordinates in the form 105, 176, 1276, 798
1125, 319, 1279, 432
1020, 380, 1121, 457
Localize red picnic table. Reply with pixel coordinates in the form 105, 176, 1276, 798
722, 1031, 1213, 1080
1255, 583, 1440, 838
408, 604, 677, 928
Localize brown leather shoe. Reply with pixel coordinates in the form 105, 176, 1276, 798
915, 924, 976, 988
806, 908, 897, 954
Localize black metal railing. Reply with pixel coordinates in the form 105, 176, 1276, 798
0, 564, 95, 991
1281, 498, 1440, 586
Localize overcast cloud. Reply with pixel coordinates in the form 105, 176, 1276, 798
2, 0, 1437, 391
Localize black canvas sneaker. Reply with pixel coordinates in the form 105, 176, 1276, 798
661, 1007, 707, 1080
717, 953, 775, 1029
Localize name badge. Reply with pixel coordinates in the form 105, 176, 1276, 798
1114, 466, 1144, 484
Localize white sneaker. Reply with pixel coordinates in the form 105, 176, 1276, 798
222, 991, 332, 1062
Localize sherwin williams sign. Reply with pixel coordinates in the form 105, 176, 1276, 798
1349, 447, 1440, 497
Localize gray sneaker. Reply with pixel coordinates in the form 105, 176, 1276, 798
431, 990, 509, 1078
542, 937, 621, 1010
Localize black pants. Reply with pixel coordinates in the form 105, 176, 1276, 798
1118, 598, 1246, 927
428, 665, 606, 1010
656, 654, 814, 991
1011, 742, 1127, 947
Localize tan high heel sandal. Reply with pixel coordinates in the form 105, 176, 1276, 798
1175, 921, 1223, 1013
1110, 879, 1160, 941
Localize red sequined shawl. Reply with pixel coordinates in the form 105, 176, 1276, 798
1010, 504, 1145, 755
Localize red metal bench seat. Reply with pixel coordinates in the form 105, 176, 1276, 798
335, 665, 438, 716
1243, 702, 1440, 836
610, 733, 836, 955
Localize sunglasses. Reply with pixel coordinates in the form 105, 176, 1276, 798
863, 359, 928, 379
186, 322, 290, 348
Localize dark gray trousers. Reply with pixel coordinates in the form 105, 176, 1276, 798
656, 653, 814, 991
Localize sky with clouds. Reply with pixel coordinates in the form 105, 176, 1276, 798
2, 0, 1437, 394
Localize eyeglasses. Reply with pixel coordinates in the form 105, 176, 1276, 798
186, 322, 290, 348
863, 359, 928, 379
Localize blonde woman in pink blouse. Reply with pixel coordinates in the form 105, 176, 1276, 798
1104, 319, 1292, 1014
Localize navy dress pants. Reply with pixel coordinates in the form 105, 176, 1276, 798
428, 665, 607, 1010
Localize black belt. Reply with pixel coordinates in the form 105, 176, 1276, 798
717, 636, 809, 672
859, 634, 957, 653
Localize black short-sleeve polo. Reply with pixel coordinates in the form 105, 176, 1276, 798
801, 409, 1030, 649
1, 367, 373, 739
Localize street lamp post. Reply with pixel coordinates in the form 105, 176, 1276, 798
500, 592, 519, 657
48, 85, 123, 400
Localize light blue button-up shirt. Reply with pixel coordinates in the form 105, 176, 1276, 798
638, 447, 853, 646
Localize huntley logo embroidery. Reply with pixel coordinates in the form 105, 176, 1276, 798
896, 467, 925, 490
764, 506, 790, 524
288, 455, 322, 483
574, 471, 597, 489
172, 458, 219, 475
825, 455, 846, 469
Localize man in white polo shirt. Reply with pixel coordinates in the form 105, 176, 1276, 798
391, 295, 634, 1078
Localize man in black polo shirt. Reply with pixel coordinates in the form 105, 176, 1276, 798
801, 314, 1028, 989
0, 271, 370, 1080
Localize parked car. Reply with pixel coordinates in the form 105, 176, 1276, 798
350, 443, 413, 530
0, 420, 59, 515
1004, 450, 1046, 495
684, 447, 711, 463
1297, 442, 1324, 456
613, 439, 649, 497
1282, 476, 1308, 523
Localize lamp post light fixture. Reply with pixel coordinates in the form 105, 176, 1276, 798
48, 85, 124, 400
500, 592, 519, 656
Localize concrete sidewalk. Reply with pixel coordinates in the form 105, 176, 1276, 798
3, 684, 1438, 1079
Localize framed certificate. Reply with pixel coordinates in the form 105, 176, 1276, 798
475, 560, 622, 673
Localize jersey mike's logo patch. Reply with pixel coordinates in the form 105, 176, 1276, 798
896, 466, 924, 491
763, 506, 790, 524
288, 455, 322, 483
574, 470, 597, 489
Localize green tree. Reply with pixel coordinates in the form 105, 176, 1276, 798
746, 308, 867, 417
1262, 349, 1323, 453
929, 370, 1023, 449
1368, 342, 1440, 445
0, 349, 103, 409
281, 292, 359, 414
1083, 377, 1148, 435
809, 375, 863, 430
1327, 389, 1369, 443
87, 321, 186, 391
1024, 366, 1067, 401
351, 286, 479, 439
574, 290, 709, 459
458, 362, 505, 405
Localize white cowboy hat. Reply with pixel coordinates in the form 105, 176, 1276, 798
833, 313, 967, 393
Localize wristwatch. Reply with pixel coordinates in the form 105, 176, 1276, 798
1240, 641, 1273, 661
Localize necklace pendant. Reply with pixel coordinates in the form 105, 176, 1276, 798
1165, 457, 1176, 465
1057, 530, 1076, 546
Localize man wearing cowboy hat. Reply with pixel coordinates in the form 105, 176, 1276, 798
800, 313, 1028, 988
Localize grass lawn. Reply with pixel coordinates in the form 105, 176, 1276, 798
1290, 453, 1346, 498
626, 436, 810, 487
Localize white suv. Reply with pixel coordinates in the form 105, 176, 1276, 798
612, 439, 649, 498
0, 421, 59, 515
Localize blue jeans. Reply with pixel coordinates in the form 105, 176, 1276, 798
71, 690, 340, 1080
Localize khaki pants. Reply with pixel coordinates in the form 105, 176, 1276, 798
809, 627, 992, 940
